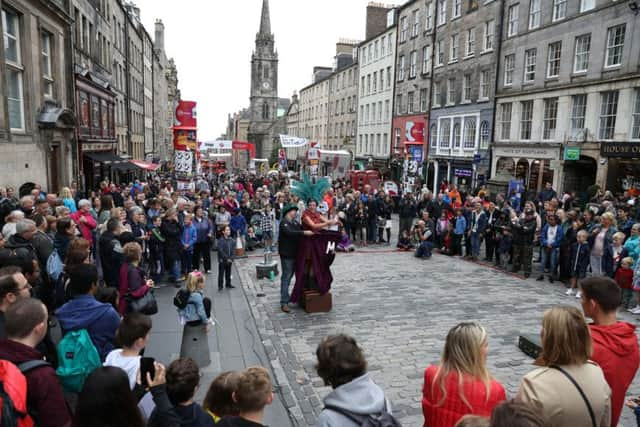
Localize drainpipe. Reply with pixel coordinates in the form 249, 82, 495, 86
426, 0, 438, 190
489, 0, 506, 194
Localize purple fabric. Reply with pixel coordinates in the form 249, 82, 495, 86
290, 230, 342, 303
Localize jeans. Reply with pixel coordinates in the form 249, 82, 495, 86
169, 259, 181, 282
367, 218, 377, 242
218, 262, 232, 289
470, 232, 482, 258
415, 241, 433, 258
182, 250, 193, 275
540, 247, 559, 277
280, 257, 296, 305
590, 255, 604, 276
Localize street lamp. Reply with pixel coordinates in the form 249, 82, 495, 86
629, 1, 639, 14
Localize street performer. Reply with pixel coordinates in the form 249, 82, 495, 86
278, 204, 313, 313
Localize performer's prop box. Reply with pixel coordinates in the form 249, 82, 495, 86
301, 290, 332, 313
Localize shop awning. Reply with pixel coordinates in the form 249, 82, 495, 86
130, 160, 160, 171
110, 161, 140, 172
83, 152, 123, 164
403, 141, 424, 146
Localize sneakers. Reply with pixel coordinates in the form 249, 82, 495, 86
536, 275, 544, 281
629, 306, 640, 314
575, 291, 582, 299
565, 288, 575, 296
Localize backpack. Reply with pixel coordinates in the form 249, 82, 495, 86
324, 401, 401, 427
173, 289, 191, 310
46, 251, 64, 281
0, 359, 50, 427
55, 330, 101, 393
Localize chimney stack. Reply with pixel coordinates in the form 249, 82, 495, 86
155, 19, 165, 51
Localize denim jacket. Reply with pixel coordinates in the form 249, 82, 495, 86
178, 291, 208, 324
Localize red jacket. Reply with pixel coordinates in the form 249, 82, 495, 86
0, 339, 71, 427
422, 365, 506, 427
70, 210, 97, 244
614, 267, 634, 290
590, 322, 640, 427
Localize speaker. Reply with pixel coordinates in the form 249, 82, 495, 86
518, 334, 542, 359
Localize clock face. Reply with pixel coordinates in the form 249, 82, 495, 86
262, 81, 270, 90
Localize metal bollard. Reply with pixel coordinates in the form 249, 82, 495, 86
179, 324, 211, 368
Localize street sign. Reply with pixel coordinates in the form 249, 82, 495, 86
473, 154, 481, 164
564, 147, 581, 161
307, 147, 320, 160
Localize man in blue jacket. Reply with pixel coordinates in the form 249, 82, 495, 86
56, 264, 120, 360
537, 214, 563, 283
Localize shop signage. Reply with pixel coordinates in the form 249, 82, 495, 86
82, 142, 115, 152
600, 141, 640, 158
473, 154, 481, 164
564, 147, 581, 161
454, 168, 473, 177
493, 146, 558, 159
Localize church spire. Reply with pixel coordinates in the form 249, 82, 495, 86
259, 0, 271, 36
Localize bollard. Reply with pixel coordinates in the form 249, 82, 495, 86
179, 324, 211, 368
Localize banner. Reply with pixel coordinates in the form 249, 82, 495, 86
201, 140, 232, 151
174, 151, 193, 174
278, 149, 287, 170
405, 121, 424, 143
231, 141, 256, 159
174, 100, 197, 129
279, 134, 309, 148
174, 129, 197, 151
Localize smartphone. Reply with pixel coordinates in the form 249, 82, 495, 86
140, 357, 155, 387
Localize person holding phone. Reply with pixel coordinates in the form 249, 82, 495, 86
104, 313, 153, 389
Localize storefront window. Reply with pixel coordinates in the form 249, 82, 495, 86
496, 157, 515, 176
79, 91, 89, 126
516, 159, 529, 183
91, 96, 100, 128
101, 99, 108, 132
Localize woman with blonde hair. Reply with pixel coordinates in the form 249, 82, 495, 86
516, 306, 611, 427
422, 322, 506, 427
61, 186, 77, 213
589, 211, 619, 277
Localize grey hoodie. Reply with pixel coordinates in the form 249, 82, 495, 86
316, 373, 391, 427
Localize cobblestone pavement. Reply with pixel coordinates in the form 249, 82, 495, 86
236, 247, 640, 427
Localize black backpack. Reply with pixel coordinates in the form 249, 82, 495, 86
173, 289, 190, 309
324, 402, 402, 427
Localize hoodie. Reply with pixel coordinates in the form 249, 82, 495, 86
590, 322, 640, 427
149, 402, 214, 427
56, 294, 121, 360
317, 373, 390, 427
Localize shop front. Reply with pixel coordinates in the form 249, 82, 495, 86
491, 144, 560, 199
392, 115, 428, 193
601, 141, 640, 195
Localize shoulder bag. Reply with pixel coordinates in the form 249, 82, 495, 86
550, 365, 596, 427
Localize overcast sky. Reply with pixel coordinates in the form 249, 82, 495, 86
133, 0, 396, 142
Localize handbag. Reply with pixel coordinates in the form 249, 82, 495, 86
550, 365, 596, 427
128, 289, 158, 315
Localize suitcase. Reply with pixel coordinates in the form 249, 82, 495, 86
518, 334, 542, 359
302, 290, 332, 313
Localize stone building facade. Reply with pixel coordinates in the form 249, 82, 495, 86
356, 22, 396, 164
110, 0, 129, 159
0, 0, 76, 192
124, 3, 144, 162
299, 71, 331, 149
494, 0, 640, 195
327, 42, 359, 153
142, 27, 154, 159
153, 20, 171, 163
428, 0, 501, 193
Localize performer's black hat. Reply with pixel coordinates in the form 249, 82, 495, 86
282, 203, 298, 216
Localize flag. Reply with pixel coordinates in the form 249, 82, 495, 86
279, 134, 309, 148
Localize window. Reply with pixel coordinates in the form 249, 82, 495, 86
480, 70, 490, 99
580, 0, 595, 12
412, 10, 420, 37
453, 122, 461, 148
605, 25, 625, 68
466, 28, 475, 56
386, 67, 392, 88
366, 75, 371, 94
529, 0, 540, 30
420, 89, 428, 112
361, 76, 365, 96
407, 92, 414, 114
572, 34, 591, 74
385, 100, 390, 119
410, 51, 417, 78
372, 103, 376, 121
374, 40, 379, 59
438, 0, 447, 25
453, 0, 462, 17
519, 100, 533, 140
396, 94, 403, 114
373, 71, 377, 92
3, 8, 24, 131
500, 103, 512, 140
400, 16, 408, 42
430, 124, 438, 148
436, 40, 444, 66
433, 81, 441, 106
504, 54, 515, 86
632, 89, 640, 140
524, 49, 536, 82
599, 91, 619, 140
426, 2, 434, 30
464, 118, 476, 149
483, 20, 494, 51
378, 101, 383, 121
366, 104, 370, 123
381, 36, 386, 56
41, 32, 53, 98
447, 78, 456, 105
422, 45, 431, 73
388, 34, 393, 53
398, 55, 406, 81
450, 34, 459, 61
543, 98, 558, 140
463, 74, 471, 102
480, 121, 490, 148
440, 119, 451, 148
507, 4, 519, 37
380, 70, 384, 91
553, 0, 567, 21
570, 94, 587, 131
546, 42, 561, 78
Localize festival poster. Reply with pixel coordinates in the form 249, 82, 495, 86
174, 151, 193, 174
174, 100, 197, 129
405, 121, 425, 143
173, 129, 197, 151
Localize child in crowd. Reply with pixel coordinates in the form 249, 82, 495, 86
494, 211, 512, 270
617, 257, 635, 311
327, 206, 340, 232
436, 211, 450, 248
217, 225, 235, 291
216, 367, 273, 427
259, 204, 274, 251
245, 226, 260, 252
203, 371, 240, 423
337, 226, 355, 252
178, 271, 213, 327
439, 222, 454, 256
397, 230, 412, 251
568, 229, 590, 298
148, 215, 165, 283
453, 209, 467, 256
609, 231, 629, 276
181, 213, 197, 279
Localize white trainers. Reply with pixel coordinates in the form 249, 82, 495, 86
565, 288, 575, 296
575, 291, 582, 299
627, 306, 640, 313
631, 307, 640, 315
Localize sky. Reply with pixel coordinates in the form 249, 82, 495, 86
133, 0, 397, 142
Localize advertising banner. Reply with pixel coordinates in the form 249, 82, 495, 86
405, 121, 425, 143
279, 134, 309, 148
174, 100, 197, 129
174, 151, 193, 174
173, 129, 197, 151
201, 140, 232, 150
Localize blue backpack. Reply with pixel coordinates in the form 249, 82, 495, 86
46, 251, 64, 281
55, 329, 101, 393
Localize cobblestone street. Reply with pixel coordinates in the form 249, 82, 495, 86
237, 248, 640, 427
